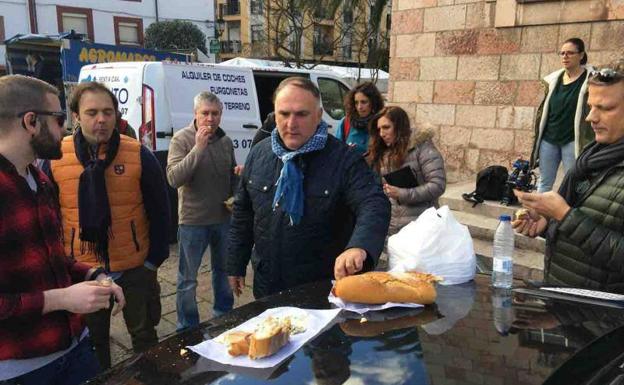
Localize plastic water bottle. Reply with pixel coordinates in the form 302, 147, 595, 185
492, 215, 514, 288
492, 287, 513, 336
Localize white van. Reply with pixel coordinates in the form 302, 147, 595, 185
78, 61, 351, 166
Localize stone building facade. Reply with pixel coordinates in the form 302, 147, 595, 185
388, 0, 624, 182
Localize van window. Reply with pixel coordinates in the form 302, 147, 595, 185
318, 78, 348, 121
253, 72, 309, 122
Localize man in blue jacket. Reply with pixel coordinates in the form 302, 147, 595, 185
227, 77, 390, 299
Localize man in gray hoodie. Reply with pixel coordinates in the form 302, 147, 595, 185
166, 92, 236, 330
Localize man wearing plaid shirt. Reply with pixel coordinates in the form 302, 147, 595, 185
0, 75, 125, 385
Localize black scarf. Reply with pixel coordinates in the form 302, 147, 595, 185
350, 114, 373, 131
74, 128, 120, 269
559, 137, 624, 206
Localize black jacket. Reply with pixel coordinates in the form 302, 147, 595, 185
251, 112, 275, 147
228, 135, 390, 298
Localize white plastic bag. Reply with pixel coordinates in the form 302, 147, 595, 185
387, 205, 475, 285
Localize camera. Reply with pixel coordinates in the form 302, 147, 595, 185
501, 159, 536, 206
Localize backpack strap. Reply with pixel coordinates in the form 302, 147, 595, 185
462, 191, 484, 208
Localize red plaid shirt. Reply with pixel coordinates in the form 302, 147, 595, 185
0, 155, 91, 360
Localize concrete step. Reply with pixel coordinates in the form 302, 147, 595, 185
473, 238, 544, 282
440, 180, 519, 219
441, 180, 547, 281
452, 210, 546, 253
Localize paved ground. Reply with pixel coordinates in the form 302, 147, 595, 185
110, 244, 256, 365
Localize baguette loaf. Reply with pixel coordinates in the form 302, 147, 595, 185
334, 271, 439, 305
224, 331, 252, 356
248, 317, 291, 359
339, 308, 438, 337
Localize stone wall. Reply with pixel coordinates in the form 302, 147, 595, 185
388, 0, 624, 182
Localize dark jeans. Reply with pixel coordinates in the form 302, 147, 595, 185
85, 265, 161, 369
176, 223, 234, 331
1, 337, 100, 385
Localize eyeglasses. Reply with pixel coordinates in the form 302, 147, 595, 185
17, 110, 66, 127
589, 68, 624, 84
559, 51, 580, 57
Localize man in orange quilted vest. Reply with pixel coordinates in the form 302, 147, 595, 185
49, 82, 170, 369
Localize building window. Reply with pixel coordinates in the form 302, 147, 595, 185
313, 25, 333, 56
221, 0, 240, 16
251, 24, 263, 42
228, 22, 241, 41
250, 0, 263, 14
342, 32, 352, 60
56, 6, 94, 41
314, 5, 329, 20
0, 16, 4, 42
343, 8, 353, 24
114, 16, 144, 46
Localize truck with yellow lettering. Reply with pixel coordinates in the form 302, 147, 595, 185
5, 32, 188, 112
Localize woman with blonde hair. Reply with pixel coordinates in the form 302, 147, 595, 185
368, 106, 446, 236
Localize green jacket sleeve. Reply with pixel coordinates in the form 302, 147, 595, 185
557, 208, 624, 271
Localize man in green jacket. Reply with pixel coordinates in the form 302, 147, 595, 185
514, 58, 624, 292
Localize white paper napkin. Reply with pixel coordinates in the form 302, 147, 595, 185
188, 307, 342, 369
327, 290, 423, 314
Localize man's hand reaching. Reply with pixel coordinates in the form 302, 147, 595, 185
334, 248, 367, 280
514, 190, 571, 221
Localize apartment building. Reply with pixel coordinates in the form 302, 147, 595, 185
0, 0, 217, 69
215, 0, 391, 66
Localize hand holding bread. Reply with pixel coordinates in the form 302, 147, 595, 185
513, 190, 571, 221
511, 207, 547, 238
96, 276, 125, 316
224, 196, 235, 212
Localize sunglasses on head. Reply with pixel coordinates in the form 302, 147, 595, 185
17, 110, 67, 127
589, 68, 624, 84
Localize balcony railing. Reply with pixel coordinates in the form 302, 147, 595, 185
221, 40, 242, 54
